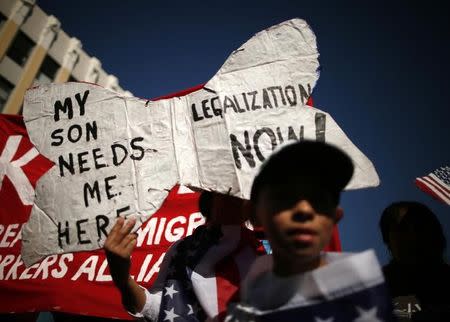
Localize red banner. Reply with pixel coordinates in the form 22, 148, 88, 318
0, 113, 205, 319
0, 88, 340, 319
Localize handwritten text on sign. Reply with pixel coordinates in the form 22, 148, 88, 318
22, 19, 379, 265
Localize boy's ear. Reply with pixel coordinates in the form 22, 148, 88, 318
334, 207, 344, 224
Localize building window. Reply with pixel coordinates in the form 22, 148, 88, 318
6, 31, 35, 67
34, 55, 60, 85
0, 75, 14, 113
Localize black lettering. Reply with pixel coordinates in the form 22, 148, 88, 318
58, 154, 75, 177
279, 86, 287, 106
57, 221, 70, 248
105, 175, 117, 199
298, 84, 311, 105
130, 137, 145, 161
111, 143, 128, 166
241, 93, 251, 111
67, 124, 82, 143
85, 121, 98, 142
201, 99, 213, 118
288, 126, 304, 141
223, 96, 237, 113
210, 97, 222, 117
276, 127, 284, 144
76, 219, 90, 244
78, 151, 90, 173
116, 205, 131, 217
83, 180, 101, 207
92, 148, 107, 169
191, 103, 204, 122
248, 91, 261, 110
253, 127, 277, 162
262, 89, 273, 109
54, 97, 73, 122
51, 129, 64, 146
315, 113, 326, 142
74, 90, 89, 116
230, 131, 256, 169
267, 86, 286, 107
96, 215, 109, 241
233, 95, 246, 113
284, 85, 297, 106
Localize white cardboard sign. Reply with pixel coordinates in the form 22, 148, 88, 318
22, 19, 379, 265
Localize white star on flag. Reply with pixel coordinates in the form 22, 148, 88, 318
163, 307, 179, 322
354, 306, 382, 322
0, 135, 39, 205
165, 284, 178, 299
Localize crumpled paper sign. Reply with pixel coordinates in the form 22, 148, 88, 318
21, 18, 379, 266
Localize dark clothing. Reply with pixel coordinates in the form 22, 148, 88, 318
383, 260, 450, 322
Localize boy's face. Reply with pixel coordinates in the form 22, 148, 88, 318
256, 187, 342, 262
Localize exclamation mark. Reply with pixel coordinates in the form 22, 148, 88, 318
315, 112, 326, 142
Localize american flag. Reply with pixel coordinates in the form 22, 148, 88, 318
415, 166, 450, 206
228, 285, 394, 322
226, 250, 395, 322
145, 225, 261, 322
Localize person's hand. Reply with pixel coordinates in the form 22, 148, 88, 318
104, 217, 137, 290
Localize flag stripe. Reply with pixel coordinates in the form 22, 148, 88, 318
416, 178, 450, 203
422, 177, 450, 199
216, 254, 240, 322
415, 165, 450, 206
416, 178, 450, 205
421, 177, 450, 200
429, 173, 450, 194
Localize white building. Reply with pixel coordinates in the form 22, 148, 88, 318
0, 0, 131, 115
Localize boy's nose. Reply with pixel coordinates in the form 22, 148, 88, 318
292, 210, 314, 222
291, 200, 315, 222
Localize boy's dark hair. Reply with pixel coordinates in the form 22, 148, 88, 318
198, 191, 213, 220
250, 140, 354, 213
379, 201, 446, 257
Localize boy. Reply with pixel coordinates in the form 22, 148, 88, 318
227, 140, 394, 321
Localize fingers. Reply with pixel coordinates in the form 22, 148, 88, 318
119, 231, 137, 250
104, 217, 137, 254
106, 217, 125, 245
119, 217, 137, 239
124, 236, 137, 254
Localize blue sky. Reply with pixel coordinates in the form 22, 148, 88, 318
38, 0, 450, 264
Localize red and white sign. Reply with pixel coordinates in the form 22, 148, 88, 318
0, 89, 340, 319
0, 114, 201, 319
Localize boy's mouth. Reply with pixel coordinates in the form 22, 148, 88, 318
286, 227, 317, 243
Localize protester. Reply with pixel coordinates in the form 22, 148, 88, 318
104, 190, 262, 321
226, 140, 395, 321
380, 201, 450, 321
